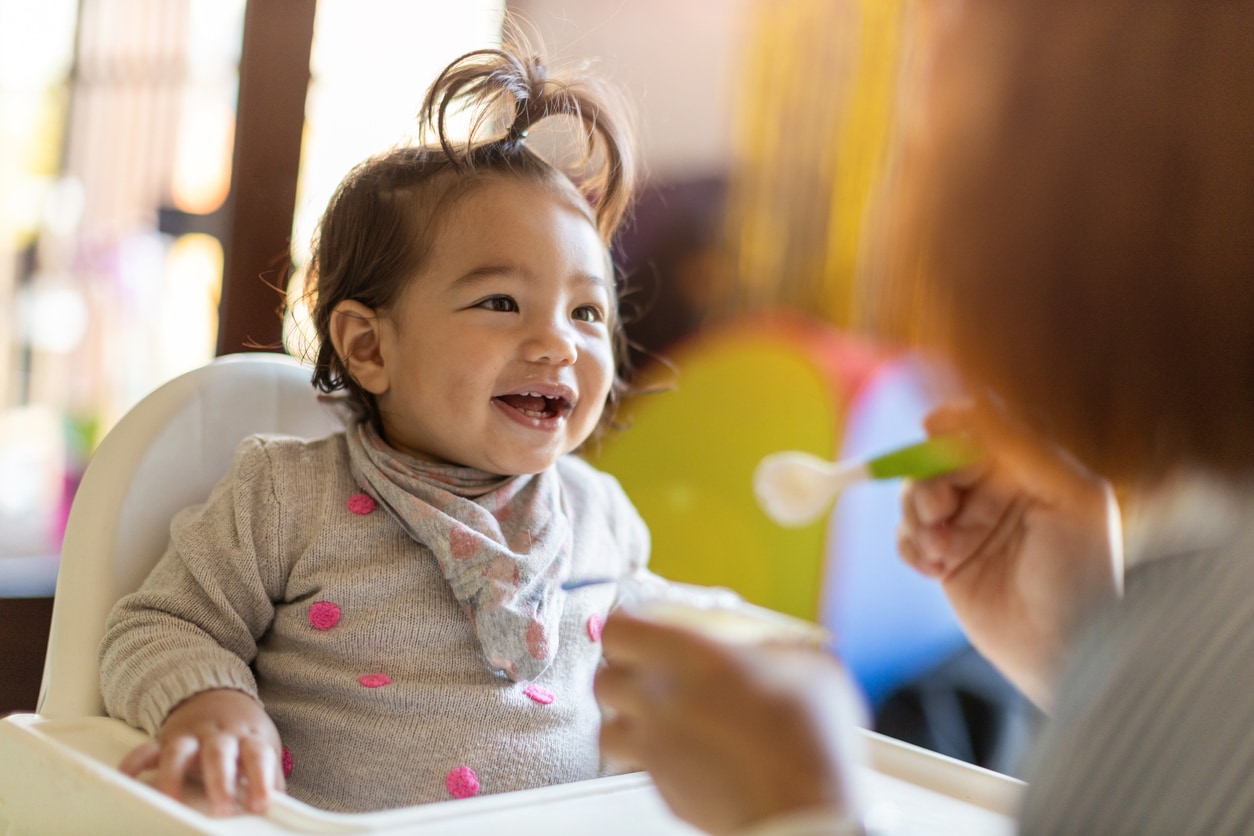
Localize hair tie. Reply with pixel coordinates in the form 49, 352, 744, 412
504, 85, 538, 150
504, 125, 529, 147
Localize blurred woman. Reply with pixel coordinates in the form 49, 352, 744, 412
595, 1, 1254, 833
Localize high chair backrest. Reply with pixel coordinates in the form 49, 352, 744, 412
39, 354, 342, 718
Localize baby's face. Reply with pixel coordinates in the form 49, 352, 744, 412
372, 177, 615, 475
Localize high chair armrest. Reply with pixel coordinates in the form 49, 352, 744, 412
1, 713, 1021, 835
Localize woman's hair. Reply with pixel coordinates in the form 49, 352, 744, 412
305, 40, 638, 438
876, 0, 1254, 484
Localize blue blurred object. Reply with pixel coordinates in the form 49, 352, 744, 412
820, 357, 968, 708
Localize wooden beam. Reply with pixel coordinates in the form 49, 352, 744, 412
217, 0, 316, 355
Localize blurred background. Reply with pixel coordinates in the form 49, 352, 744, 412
0, 0, 1036, 773
0, 0, 908, 588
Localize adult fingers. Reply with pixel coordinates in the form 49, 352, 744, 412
600, 609, 700, 669
594, 654, 678, 719
905, 475, 961, 529
897, 525, 925, 573
921, 397, 1086, 504
597, 713, 642, 771
960, 395, 1106, 507
898, 487, 944, 576
908, 462, 991, 527
154, 735, 199, 802
921, 400, 977, 437
902, 476, 1020, 576
200, 734, 240, 816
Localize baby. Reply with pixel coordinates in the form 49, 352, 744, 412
99, 43, 650, 815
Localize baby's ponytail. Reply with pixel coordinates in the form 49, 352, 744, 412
419, 40, 637, 243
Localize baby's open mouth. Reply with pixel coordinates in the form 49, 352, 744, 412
494, 392, 573, 420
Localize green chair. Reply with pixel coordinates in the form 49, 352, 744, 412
587, 316, 881, 621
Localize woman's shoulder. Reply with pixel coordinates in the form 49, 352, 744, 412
1074, 531, 1254, 696
1021, 535, 1254, 831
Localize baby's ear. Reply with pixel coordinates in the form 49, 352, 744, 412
330, 300, 390, 395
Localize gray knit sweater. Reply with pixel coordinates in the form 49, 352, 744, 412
98, 432, 650, 812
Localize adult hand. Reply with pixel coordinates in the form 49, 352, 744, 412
596, 611, 866, 835
118, 688, 285, 816
898, 401, 1121, 708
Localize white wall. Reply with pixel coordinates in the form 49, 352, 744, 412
509, 0, 753, 181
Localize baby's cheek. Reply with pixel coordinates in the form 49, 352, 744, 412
583, 341, 616, 401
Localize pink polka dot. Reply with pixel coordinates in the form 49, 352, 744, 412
308, 601, 341, 630
587, 614, 604, 642
347, 493, 377, 515
358, 673, 391, 688
281, 747, 293, 778
524, 684, 555, 705
446, 766, 480, 799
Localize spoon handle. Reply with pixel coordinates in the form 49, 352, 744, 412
864, 436, 981, 480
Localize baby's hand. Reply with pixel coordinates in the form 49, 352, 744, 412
118, 688, 285, 816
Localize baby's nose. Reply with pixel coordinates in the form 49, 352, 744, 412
525, 317, 578, 364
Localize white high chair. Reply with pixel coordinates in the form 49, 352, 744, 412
0, 353, 1023, 835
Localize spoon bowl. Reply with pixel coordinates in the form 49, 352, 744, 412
753, 437, 981, 527
753, 451, 868, 527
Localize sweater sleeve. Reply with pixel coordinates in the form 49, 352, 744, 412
98, 436, 288, 735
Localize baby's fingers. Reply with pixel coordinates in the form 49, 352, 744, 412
154, 735, 200, 803
200, 734, 241, 816
118, 739, 161, 778
239, 737, 282, 813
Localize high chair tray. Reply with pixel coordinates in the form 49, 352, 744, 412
0, 713, 1021, 834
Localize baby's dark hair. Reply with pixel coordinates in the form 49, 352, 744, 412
305, 41, 638, 439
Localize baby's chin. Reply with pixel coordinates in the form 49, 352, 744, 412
491, 430, 601, 475
384, 428, 584, 475
478, 450, 575, 477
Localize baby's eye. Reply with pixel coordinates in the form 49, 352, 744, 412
572, 305, 604, 323
476, 295, 518, 313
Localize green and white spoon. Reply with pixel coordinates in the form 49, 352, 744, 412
753, 436, 980, 527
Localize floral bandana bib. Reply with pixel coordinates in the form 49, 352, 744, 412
345, 422, 570, 682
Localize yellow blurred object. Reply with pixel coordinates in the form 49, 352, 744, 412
587, 316, 881, 621
726, 0, 914, 327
